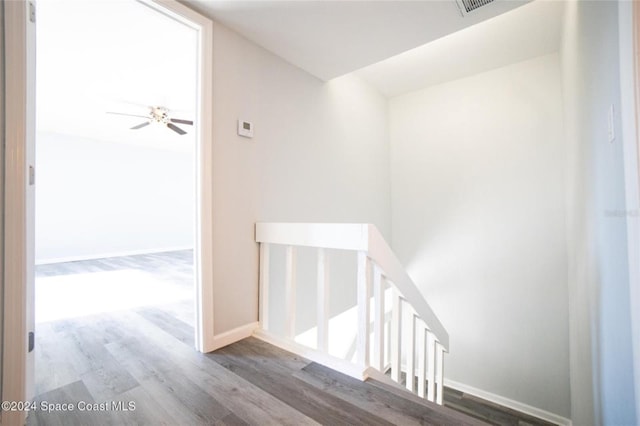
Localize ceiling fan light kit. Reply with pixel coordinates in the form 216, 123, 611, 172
107, 105, 194, 135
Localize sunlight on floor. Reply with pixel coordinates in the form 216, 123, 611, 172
36, 269, 192, 323
295, 288, 393, 362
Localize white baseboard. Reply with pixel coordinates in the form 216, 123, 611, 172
207, 322, 259, 352
253, 329, 367, 380
444, 379, 572, 426
35, 246, 194, 265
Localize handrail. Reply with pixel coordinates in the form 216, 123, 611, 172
255, 222, 449, 350
256, 222, 369, 251
366, 226, 449, 350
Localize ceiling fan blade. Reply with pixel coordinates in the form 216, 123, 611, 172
107, 111, 150, 119
131, 122, 151, 130
167, 123, 187, 135
170, 118, 193, 126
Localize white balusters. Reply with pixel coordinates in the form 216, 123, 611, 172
417, 322, 427, 398
406, 311, 416, 392
285, 245, 297, 339
435, 342, 445, 405
356, 251, 370, 368
426, 330, 436, 402
372, 264, 385, 371
385, 320, 391, 370
259, 243, 270, 331
317, 248, 329, 352
389, 305, 445, 405
255, 225, 448, 406
390, 289, 402, 382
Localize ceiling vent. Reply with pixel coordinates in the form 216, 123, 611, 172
455, 0, 495, 16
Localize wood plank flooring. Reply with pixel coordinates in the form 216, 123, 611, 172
30, 252, 557, 426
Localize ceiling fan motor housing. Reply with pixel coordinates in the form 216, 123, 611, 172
150, 106, 170, 124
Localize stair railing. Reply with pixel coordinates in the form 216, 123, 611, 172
254, 223, 449, 404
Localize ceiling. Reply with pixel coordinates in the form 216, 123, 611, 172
184, 0, 531, 81
38, 0, 561, 148
357, 0, 565, 97
37, 0, 198, 151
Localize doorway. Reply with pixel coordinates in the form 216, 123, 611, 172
2, 1, 214, 422
34, 0, 197, 325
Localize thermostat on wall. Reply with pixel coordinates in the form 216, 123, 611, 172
238, 120, 254, 138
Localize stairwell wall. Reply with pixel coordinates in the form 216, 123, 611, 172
210, 22, 391, 335
388, 53, 571, 419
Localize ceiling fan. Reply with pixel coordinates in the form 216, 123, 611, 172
107, 106, 193, 135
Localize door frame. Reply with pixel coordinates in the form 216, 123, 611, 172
2, 1, 214, 423
619, 0, 640, 420
634, 1, 640, 418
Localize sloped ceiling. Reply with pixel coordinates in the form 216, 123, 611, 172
357, 0, 565, 97
184, 0, 531, 81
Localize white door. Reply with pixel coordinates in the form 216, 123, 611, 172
2, 1, 37, 424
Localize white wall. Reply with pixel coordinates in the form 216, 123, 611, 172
35, 132, 194, 263
561, 1, 638, 424
210, 22, 390, 334
389, 54, 570, 418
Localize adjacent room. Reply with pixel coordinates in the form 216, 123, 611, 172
33, 0, 199, 395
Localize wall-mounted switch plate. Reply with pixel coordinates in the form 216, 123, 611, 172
238, 120, 254, 138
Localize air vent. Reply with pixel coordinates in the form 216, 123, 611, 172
455, 0, 495, 15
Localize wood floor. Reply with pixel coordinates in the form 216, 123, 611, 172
30, 252, 557, 426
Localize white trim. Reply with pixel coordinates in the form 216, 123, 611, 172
284, 246, 297, 339
2, 1, 31, 424
35, 246, 194, 265
256, 222, 369, 251
444, 379, 572, 426
209, 322, 259, 352
253, 329, 368, 381
258, 243, 270, 331
619, 1, 640, 419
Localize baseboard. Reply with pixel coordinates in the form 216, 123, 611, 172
35, 246, 194, 265
253, 329, 367, 380
444, 379, 572, 426
207, 322, 259, 352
